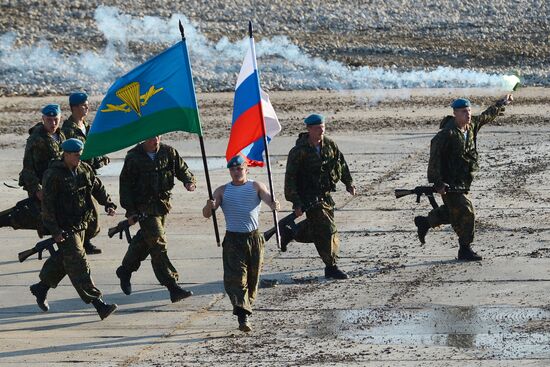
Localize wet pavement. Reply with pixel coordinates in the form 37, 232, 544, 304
312, 305, 550, 359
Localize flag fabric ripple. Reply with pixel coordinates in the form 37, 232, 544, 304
225, 40, 280, 167
81, 40, 202, 160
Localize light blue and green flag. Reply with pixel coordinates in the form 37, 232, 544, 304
82, 40, 202, 159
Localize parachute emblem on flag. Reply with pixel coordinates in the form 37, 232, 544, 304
101, 84, 165, 116
116, 82, 142, 116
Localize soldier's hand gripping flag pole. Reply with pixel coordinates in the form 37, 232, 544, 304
179, 21, 221, 246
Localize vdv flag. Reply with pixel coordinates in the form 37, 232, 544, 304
82, 40, 202, 159
226, 39, 281, 167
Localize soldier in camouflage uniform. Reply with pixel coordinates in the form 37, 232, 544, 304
283, 113, 356, 279
203, 155, 279, 332
414, 95, 513, 261
0, 104, 65, 237
115, 135, 196, 303
29, 138, 118, 320
61, 92, 110, 255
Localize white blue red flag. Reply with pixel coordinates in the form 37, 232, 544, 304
225, 37, 280, 166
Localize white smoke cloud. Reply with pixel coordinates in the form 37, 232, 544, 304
0, 5, 523, 95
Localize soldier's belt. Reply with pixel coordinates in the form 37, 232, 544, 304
225, 229, 261, 239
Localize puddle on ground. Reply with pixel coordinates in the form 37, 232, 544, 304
97, 157, 228, 177
310, 305, 550, 359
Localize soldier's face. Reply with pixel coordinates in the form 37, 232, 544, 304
143, 136, 160, 153
42, 115, 61, 134
453, 107, 471, 127
71, 101, 89, 119
307, 123, 325, 140
229, 164, 247, 182
64, 151, 82, 169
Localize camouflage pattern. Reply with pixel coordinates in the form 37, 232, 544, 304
19, 123, 65, 197
426, 102, 504, 247
120, 143, 196, 217
121, 215, 179, 287
3, 123, 65, 235
119, 142, 195, 286
222, 230, 264, 315
39, 230, 102, 303
285, 133, 353, 210
428, 192, 475, 246
61, 115, 109, 170
428, 104, 505, 191
41, 159, 113, 237
39, 159, 114, 304
284, 133, 352, 266
292, 202, 340, 266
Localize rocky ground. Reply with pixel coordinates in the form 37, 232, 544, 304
1, 1, 549, 95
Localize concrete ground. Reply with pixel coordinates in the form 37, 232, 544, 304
1, 92, 549, 366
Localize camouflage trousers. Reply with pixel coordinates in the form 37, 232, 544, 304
121, 215, 179, 287
0, 196, 99, 240
39, 230, 102, 303
222, 230, 264, 316
294, 202, 340, 266
428, 192, 475, 247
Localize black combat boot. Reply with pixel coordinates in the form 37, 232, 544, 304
84, 240, 102, 255
279, 224, 294, 252
414, 216, 430, 245
91, 298, 118, 320
116, 266, 132, 295
29, 281, 50, 311
237, 310, 252, 332
324, 265, 349, 280
167, 284, 193, 303
458, 246, 483, 261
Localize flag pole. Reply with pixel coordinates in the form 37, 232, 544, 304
179, 21, 221, 247
249, 21, 281, 248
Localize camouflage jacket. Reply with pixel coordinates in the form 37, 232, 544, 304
42, 159, 113, 236
428, 104, 505, 191
61, 116, 108, 170
120, 143, 196, 216
19, 123, 65, 197
285, 133, 353, 209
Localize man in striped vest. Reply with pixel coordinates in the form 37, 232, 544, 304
203, 155, 279, 332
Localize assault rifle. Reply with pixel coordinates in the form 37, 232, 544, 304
394, 185, 466, 209
264, 202, 316, 242
18, 232, 67, 263
108, 214, 146, 243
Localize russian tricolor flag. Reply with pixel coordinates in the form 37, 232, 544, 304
226, 36, 280, 166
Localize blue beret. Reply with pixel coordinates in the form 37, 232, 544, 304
42, 104, 61, 117
304, 113, 325, 125
227, 155, 246, 168
61, 138, 84, 153
69, 92, 88, 106
451, 98, 471, 109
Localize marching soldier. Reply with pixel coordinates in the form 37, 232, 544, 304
414, 95, 513, 261
115, 135, 196, 303
29, 138, 118, 320
282, 113, 356, 279
0, 104, 65, 237
61, 92, 110, 255
203, 155, 279, 332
